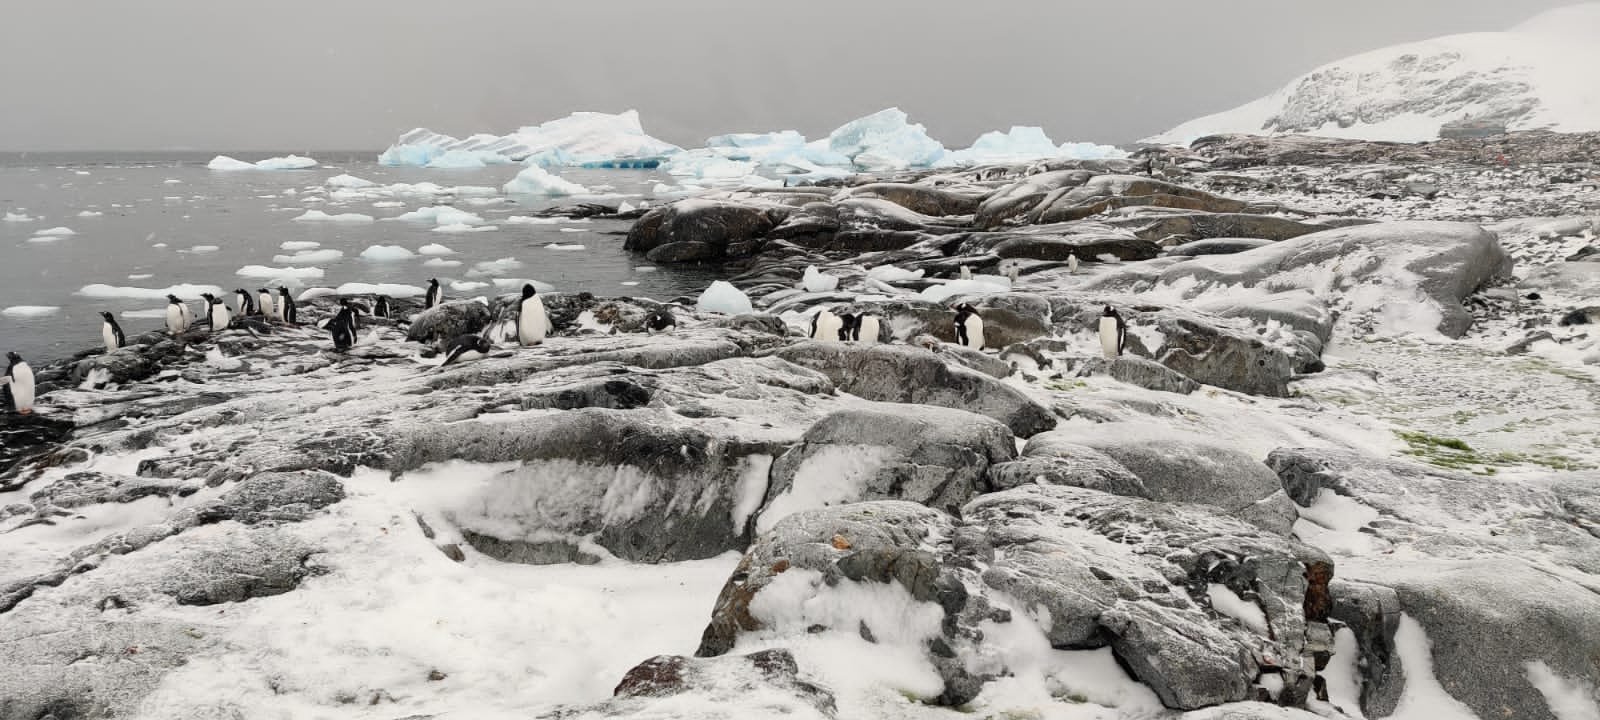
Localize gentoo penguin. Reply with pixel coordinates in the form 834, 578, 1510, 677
99, 311, 126, 352
809, 307, 844, 342
329, 304, 357, 351
338, 298, 362, 332
1099, 305, 1127, 359
1067, 255, 1080, 274
644, 307, 676, 334
5, 352, 34, 414
999, 260, 1021, 283
439, 334, 492, 368
959, 265, 973, 280
202, 293, 231, 332
835, 312, 858, 341
953, 303, 984, 351
852, 313, 882, 345
516, 283, 548, 346
425, 278, 443, 310
258, 288, 277, 321
165, 294, 192, 335
374, 295, 392, 319
233, 289, 256, 317
278, 287, 298, 324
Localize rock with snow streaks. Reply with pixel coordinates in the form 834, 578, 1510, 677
405, 300, 492, 346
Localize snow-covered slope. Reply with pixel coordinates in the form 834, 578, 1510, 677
1146, 3, 1600, 145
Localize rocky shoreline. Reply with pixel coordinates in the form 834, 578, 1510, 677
3, 132, 1599, 720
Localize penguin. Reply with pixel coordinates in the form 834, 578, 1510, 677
953, 303, 984, 351
5, 352, 34, 414
999, 259, 1021, 283
278, 287, 298, 324
233, 289, 255, 318
809, 307, 844, 342
374, 295, 392, 319
439, 334, 492, 368
644, 307, 676, 334
1099, 305, 1127, 359
1067, 255, 1080, 274
338, 298, 362, 332
835, 312, 858, 341
516, 283, 549, 346
202, 293, 231, 332
165, 294, 192, 335
99, 311, 126, 352
329, 305, 357, 351
852, 313, 882, 345
425, 278, 443, 310
258, 288, 277, 321
959, 265, 973, 280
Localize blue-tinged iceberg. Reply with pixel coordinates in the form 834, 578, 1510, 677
937, 126, 1128, 166
379, 110, 683, 168
823, 107, 947, 171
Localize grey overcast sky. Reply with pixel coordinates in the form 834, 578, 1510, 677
0, 1, 1576, 151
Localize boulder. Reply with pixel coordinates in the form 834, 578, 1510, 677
1028, 175, 1252, 225
1104, 212, 1328, 243
986, 435, 1148, 496
973, 169, 1095, 228
625, 199, 790, 261
562, 650, 837, 719
772, 342, 1056, 437
841, 182, 984, 217
1167, 238, 1276, 257
758, 404, 1016, 531
406, 300, 491, 346
71, 348, 160, 386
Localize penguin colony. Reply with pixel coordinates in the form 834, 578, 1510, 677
7, 263, 1130, 415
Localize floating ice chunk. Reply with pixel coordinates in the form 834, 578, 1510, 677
293, 210, 374, 223
280, 240, 320, 250
422, 258, 462, 268
253, 154, 318, 170
801, 266, 840, 292
163, 178, 183, 184
33, 226, 76, 236
503, 215, 566, 225
661, 153, 759, 179
334, 282, 425, 298
151, 243, 167, 248
617, 200, 636, 213
3, 211, 34, 222
77, 210, 103, 217
325, 174, 376, 189
467, 257, 522, 276
491, 278, 556, 292
77, 283, 221, 300
451, 185, 500, 197
207, 155, 257, 170
187, 245, 219, 253
826, 107, 946, 171
296, 287, 338, 301
390, 206, 483, 225
236, 265, 325, 280
127, 273, 153, 280
696, 280, 753, 315
432, 223, 498, 234
25, 236, 59, 244
417, 243, 456, 256
544, 243, 586, 251
272, 249, 344, 264
450, 280, 490, 292
503, 165, 590, 196
359, 245, 415, 261
866, 265, 925, 282
2, 305, 59, 317
919, 277, 1012, 302
558, 227, 587, 233
634, 266, 658, 273
372, 200, 404, 208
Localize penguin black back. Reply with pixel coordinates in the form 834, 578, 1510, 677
278, 288, 298, 324
644, 308, 676, 333
374, 295, 392, 318
99, 311, 126, 349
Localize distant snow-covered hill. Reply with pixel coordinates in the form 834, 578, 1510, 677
1146, 3, 1600, 145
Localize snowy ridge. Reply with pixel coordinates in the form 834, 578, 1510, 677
1146, 3, 1600, 144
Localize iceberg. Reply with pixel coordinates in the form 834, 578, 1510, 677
207, 155, 257, 170
33, 226, 76, 236
235, 265, 325, 280
3, 211, 35, 222
660, 153, 758, 179
503, 166, 590, 196
293, 210, 375, 223
359, 245, 415, 261
801, 266, 840, 293
466, 257, 523, 277
209, 154, 318, 170
76, 283, 221, 300
272, 249, 344, 264
379, 110, 683, 168
390, 206, 485, 226
696, 281, 753, 315
333, 282, 424, 298
325, 174, 376, 189
417, 243, 456, 256
2, 305, 60, 317
432, 223, 498, 233
280, 240, 320, 250
825, 107, 947, 171
422, 258, 462, 268
938, 126, 1128, 166
425, 149, 512, 169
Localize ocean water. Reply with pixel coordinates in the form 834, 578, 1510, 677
0, 152, 720, 363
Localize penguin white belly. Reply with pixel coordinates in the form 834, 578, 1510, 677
1099, 317, 1120, 358
102, 324, 118, 352
211, 305, 231, 331
179, 303, 194, 330
10, 364, 34, 412
856, 316, 881, 345
260, 294, 276, 320
961, 316, 985, 350
518, 297, 549, 345
813, 313, 842, 342
166, 305, 184, 334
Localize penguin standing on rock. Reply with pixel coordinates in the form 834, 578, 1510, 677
278, 288, 298, 325
425, 279, 443, 310
953, 303, 984, 351
835, 312, 858, 341
851, 313, 882, 344
644, 307, 676, 334
233, 289, 256, 317
258, 288, 277, 321
329, 304, 358, 351
517, 283, 549, 346
99, 311, 126, 352
339, 298, 362, 332
202, 293, 231, 332
374, 295, 392, 319
165, 294, 193, 335
4, 352, 35, 414
1067, 255, 1080, 274
439, 334, 492, 368
809, 307, 844, 342
1099, 305, 1127, 359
